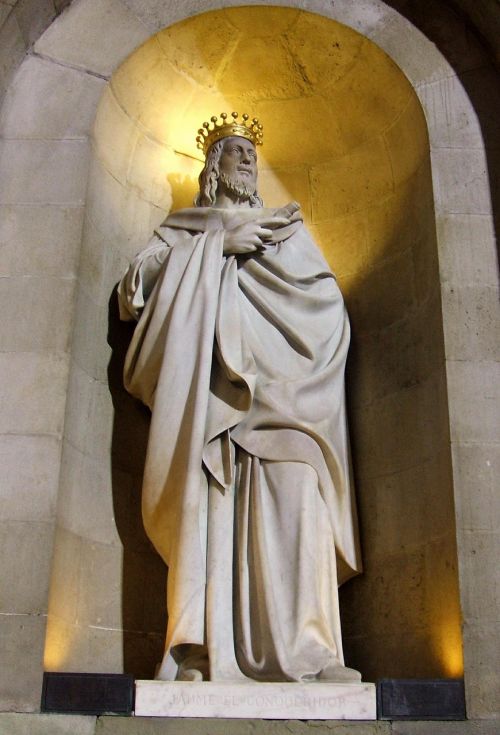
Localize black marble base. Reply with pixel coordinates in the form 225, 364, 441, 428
377, 678, 466, 720
41, 672, 134, 715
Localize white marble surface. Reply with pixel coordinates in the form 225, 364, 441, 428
134, 680, 376, 719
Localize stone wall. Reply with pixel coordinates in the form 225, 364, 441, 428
0, 0, 498, 723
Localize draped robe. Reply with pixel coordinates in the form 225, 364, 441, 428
118, 205, 361, 682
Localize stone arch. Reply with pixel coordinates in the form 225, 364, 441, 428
0, 0, 497, 718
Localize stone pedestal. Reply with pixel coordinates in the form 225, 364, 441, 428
134, 680, 377, 719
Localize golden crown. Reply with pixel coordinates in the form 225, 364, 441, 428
196, 112, 263, 156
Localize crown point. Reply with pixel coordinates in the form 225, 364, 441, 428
196, 111, 264, 155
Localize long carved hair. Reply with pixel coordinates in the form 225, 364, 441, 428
194, 139, 263, 208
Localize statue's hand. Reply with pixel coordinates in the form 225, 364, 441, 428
223, 217, 290, 255
274, 201, 301, 222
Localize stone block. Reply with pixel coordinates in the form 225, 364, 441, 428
11, 0, 55, 46
359, 160, 435, 267
309, 213, 368, 277
436, 213, 498, 288
358, 447, 454, 563
110, 43, 195, 150
348, 291, 445, 409
441, 284, 500, 361
0, 614, 47, 711
78, 215, 108, 303
0, 275, 75, 352
97, 715, 390, 735
0, 351, 69, 436
0, 4, 11, 25
71, 284, 111, 382
57, 439, 120, 546
459, 530, 499, 623
76, 539, 123, 629
0, 713, 96, 734
219, 37, 308, 103
34, 0, 151, 78
341, 546, 429, 642
324, 0, 395, 38
126, 133, 174, 210
75, 542, 164, 634
255, 95, 346, 169
332, 39, 413, 152
418, 73, 484, 151
351, 369, 449, 479
0, 55, 105, 139
338, 247, 416, 335
423, 535, 463, 679
0, 519, 54, 614
0, 11, 26, 98
431, 147, 491, 216
258, 167, 311, 218
451, 442, 500, 533
0, 139, 89, 205
0, 434, 60, 522
64, 364, 113, 460
157, 8, 243, 86
43, 613, 90, 672
0, 204, 84, 278
86, 154, 166, 258
384, 94, 429, 186
462, 621, 500, 720
47, 526, 82, 625
118, 0, 215, 32
446, 360, 499, 444
310, 136, 394, 221
93, 86, 140, 186
370, 13, 454, 87
393, 722, 500, 735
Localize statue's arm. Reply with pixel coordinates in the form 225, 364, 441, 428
117, 233, 170, 321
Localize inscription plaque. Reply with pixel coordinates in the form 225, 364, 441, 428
134, 681, 376, 719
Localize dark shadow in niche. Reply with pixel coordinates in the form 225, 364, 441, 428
385, 0, 500, 266
107, 285, 167, 679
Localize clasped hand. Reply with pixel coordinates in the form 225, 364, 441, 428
222, 202, 301, 256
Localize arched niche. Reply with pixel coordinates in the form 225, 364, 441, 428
44, 7, 461, 683
1, 0, 497, 717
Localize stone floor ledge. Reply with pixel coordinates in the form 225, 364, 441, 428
2, 713, 500, 735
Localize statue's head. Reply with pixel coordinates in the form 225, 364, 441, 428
195, 137, 263, 208
194, 113, 264, 208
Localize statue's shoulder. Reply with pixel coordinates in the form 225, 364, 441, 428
157, 207, 223, 234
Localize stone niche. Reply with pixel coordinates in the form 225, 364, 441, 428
43, 7, 462, 683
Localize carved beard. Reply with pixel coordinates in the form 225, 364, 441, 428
219, 171, 255, 202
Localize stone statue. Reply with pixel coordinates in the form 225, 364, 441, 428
118, 112, 362, 684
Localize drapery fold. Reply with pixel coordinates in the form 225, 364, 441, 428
118, 206, 361, 680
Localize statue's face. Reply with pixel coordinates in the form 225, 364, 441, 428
218, 136, 258, 193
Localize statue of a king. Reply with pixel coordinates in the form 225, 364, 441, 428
118, 112, 362, 683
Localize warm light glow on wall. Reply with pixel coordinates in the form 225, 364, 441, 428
43, 617, 76, 671
431, 616, 465, 678
101, 6, 428, 276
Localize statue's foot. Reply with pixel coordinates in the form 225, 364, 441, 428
176, 646, 209, 682
177, 667, 204, 682
317, 664, 362, 683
